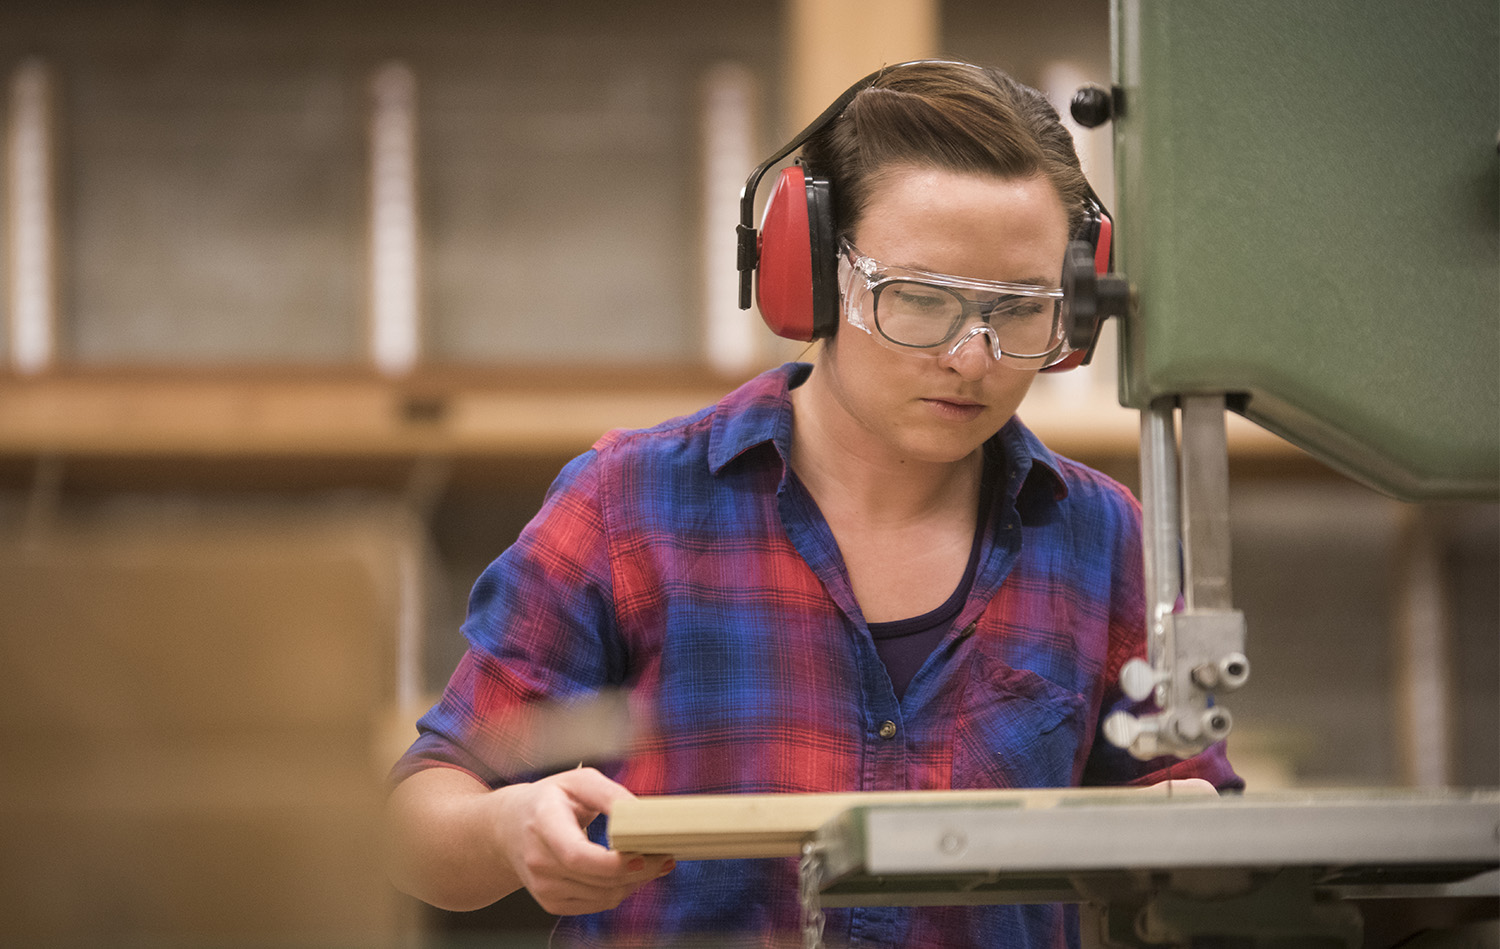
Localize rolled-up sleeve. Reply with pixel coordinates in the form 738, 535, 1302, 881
389, 445, 625, 789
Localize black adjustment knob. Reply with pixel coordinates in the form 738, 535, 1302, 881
1070, 84, 1114, 128
1061, 241, 1099, 345
1061, 240, 1130, 356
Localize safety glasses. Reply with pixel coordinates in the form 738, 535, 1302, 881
839, 240, 1068, 367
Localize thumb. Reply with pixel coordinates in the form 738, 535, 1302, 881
553, 766, 637, 826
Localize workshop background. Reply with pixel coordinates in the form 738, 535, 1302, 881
0, 0, 1494, 946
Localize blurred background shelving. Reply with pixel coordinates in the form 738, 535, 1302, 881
0, 1, 1493, 946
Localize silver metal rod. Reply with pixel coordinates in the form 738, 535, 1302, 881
1139, 397, 1181, 669
1179, 395, 1234, 611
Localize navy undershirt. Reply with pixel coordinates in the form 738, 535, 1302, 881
868, 459, 997, 700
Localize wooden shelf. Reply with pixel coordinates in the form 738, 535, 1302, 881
0, 368, 740, 458
0, 368, 1319, 491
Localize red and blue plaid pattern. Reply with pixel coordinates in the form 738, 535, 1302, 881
395, 362, 1239, 948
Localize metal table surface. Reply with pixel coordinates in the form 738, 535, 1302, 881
811, 789, 1500, 909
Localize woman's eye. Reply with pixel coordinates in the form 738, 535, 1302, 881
891, 288, 949, 312
990, 298, 1046, 319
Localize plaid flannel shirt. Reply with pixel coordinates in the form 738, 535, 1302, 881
395, 362, 1240, 949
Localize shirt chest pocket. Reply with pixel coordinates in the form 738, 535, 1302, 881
948, 651, 1088, 790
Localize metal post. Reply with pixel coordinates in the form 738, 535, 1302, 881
1180, 395, 1234, 612
1139, 397, 1183, 667
1107, 395, 1249, 760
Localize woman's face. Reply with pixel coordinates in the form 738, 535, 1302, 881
812, 164, 1071, 466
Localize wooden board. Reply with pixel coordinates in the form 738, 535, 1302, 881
607, 783, 1213, 859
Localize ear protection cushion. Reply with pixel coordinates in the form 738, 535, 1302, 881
755, 165, 838, 341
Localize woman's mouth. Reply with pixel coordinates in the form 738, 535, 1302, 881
922, 398, 986, 423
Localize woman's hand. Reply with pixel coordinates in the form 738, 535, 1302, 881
495, 767, 676, 915
386, 765, 673, 915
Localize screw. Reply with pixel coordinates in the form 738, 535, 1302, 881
939, 832, 967, 856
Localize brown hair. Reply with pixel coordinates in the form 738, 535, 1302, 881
798, 61, 1091, 243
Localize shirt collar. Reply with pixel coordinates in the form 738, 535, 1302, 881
994, 415, 1070, 507
707, 361, 1069, 508
707, 362, 807, 474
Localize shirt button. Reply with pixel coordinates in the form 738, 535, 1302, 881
879, 720, 898, 740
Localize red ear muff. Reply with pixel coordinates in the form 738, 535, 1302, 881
754, 165, 838, 341
736, 63, 951, 338
754, 167, 814, 340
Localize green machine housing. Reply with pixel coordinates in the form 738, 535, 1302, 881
1110, 0, 1498, 501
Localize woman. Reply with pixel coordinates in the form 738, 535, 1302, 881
386, 60, 1239, 948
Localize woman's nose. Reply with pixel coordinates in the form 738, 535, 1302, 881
940, 324, 1000, 379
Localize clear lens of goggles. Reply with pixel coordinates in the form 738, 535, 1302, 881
841, 244, 1067, 366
